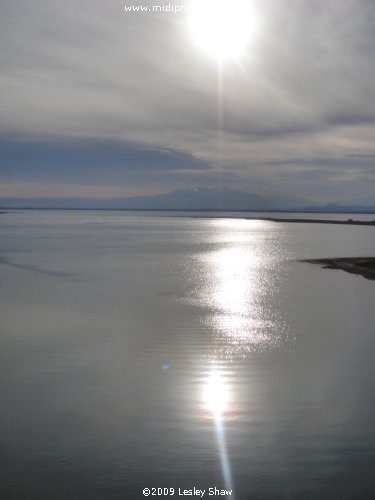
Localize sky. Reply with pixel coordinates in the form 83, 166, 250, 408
1, 0, 375, 202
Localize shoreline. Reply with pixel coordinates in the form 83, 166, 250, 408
192, 216, 375, 226
259, 217, 375, 226
300, 257, 375, 280
1, 210, 375, 224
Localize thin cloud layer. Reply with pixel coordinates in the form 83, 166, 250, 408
1, 0, 375, 200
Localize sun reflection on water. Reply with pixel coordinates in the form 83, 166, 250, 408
202, 369, 234, 496
193, 220, 287, 497
211, 246, 258, 319
198, 219, 285, 358
203, 369, 230, 417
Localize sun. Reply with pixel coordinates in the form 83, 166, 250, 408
188, 0, 255, 60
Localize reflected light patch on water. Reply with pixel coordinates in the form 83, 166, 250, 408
203, 370, 230, 417
211, 218, 267, 231
211, 247, 258, 318
202, 222, 283, 356
202, 369, 234, 496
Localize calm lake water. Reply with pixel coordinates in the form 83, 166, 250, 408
1, 210, 375, 499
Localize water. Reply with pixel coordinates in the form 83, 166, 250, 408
1, 210, 375, 499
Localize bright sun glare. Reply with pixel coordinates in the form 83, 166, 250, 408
189, 0, 255, 60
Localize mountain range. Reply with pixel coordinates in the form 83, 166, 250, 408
1, 187, 375, 212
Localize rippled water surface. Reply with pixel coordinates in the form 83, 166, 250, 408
1, 211, 375, 499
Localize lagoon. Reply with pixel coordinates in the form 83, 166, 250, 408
1, 210, 374, 499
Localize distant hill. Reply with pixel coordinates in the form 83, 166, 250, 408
330, 195, 375, 209
107, 187, 319, 211
1, 187, 375, 212
0, 187, 318, 211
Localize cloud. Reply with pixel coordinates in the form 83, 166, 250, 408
1, 0, 375, 200
0, 138, 211, 180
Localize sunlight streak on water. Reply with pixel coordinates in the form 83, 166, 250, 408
203, 370, 230, 417
202, 369, 234, 497
200, 219, 284, 357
